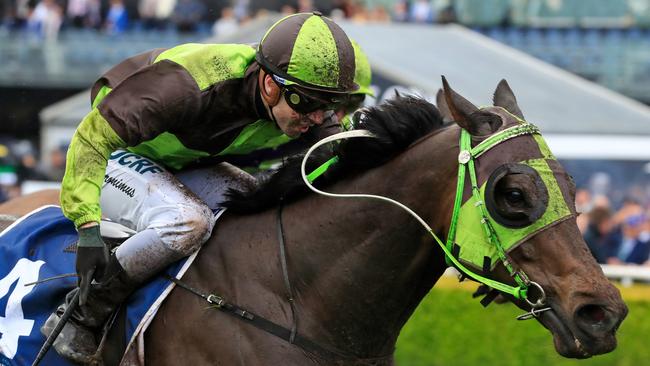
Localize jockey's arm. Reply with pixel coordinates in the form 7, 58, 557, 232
60, 61, 203, 228
60, 110, 125, 228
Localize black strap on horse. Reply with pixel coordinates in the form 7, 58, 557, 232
276, 201, 299, 343
165, 276, 356, 363
166, 202, 393, 365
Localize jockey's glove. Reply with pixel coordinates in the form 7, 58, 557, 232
76, 225, 109, 306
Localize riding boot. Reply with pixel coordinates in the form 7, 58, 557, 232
41, 256, 137, 365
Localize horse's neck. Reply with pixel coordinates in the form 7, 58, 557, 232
189, 127, 459, 360
282, 128, 459, 357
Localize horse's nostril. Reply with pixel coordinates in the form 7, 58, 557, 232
580, 305, 606, 322
576, 304, 614, 333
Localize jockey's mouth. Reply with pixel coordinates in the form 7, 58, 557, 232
298, 119, 314, 133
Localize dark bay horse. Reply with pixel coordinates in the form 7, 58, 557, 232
143, 79, 626, 364
0, 80, 627, 365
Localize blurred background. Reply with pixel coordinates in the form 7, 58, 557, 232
1, 0, 650, 364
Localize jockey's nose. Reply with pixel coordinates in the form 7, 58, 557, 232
335, 109, 346, 121
306, 109, 325, 125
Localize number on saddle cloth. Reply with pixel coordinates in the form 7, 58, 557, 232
0, 259, 45, 360
0, 206, 191, 365
0, 206, 78, 365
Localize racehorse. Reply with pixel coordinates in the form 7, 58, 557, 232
0, 79, 627, 365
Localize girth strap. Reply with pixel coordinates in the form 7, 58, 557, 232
277, 203, 298, 343
165, 275, 357, 363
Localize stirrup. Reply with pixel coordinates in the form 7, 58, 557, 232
41, 311, 104, 365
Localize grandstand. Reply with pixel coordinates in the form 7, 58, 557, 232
2, 0, 649, 101
449, 0, 647, 28
446, 0, 650, 103
0, 28, 209, 88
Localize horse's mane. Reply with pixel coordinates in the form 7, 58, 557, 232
224, 95, 444, 213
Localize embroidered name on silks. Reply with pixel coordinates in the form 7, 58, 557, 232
104, 175, 135, 197
109, 151, 164, 174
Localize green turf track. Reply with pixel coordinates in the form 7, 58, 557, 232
395, 283, 650, 366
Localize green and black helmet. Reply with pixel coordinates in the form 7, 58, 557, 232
351, 39, 374, 97
256, 12, 358, 96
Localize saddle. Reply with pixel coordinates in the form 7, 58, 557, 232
0, 163, 257, 366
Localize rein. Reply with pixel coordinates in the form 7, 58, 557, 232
301, 126, 551, 317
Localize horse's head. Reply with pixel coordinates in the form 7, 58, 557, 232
437, 78, 627, 358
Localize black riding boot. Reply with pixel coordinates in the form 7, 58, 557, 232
41, 257, 137, 365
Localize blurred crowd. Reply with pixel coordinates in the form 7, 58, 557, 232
0, 138, 66, 202
309, 0, 454, 24
0, 0, 212, 40
578, 189, 650, 267
3, 0, 650, 41
0, 0, 462, 42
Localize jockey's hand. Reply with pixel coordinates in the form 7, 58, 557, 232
76, 224, 109, 306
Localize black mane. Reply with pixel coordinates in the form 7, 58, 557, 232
224, 95, 444, 213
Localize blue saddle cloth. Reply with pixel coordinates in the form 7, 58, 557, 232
0, 206, 188, 366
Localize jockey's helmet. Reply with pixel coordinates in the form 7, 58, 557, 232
256, 12, 358, 96
351, 39, 374, 97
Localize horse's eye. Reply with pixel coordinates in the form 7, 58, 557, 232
486, 163, 549, 228
504, 189, 524, 205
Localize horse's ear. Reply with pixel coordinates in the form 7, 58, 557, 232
493, 79, 524, 120
441, 76, 501, 135
436, 89, 454, 123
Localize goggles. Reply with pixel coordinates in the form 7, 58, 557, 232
272, 74, 347, 114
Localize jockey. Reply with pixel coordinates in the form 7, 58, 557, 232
41, 12, 357, 364
226, 39, 374, 175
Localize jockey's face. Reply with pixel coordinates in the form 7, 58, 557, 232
273, 95, 326, 138
261, 72, 327, 138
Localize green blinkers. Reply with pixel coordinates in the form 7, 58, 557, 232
450, 114, 575, 272
454, 158, 573, 270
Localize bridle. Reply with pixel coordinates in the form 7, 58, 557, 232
303, 122, 556, 319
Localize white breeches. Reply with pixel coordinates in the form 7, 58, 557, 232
101, 150, 216, 280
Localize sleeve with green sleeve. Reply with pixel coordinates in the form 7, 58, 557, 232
60, 108, 126, 228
